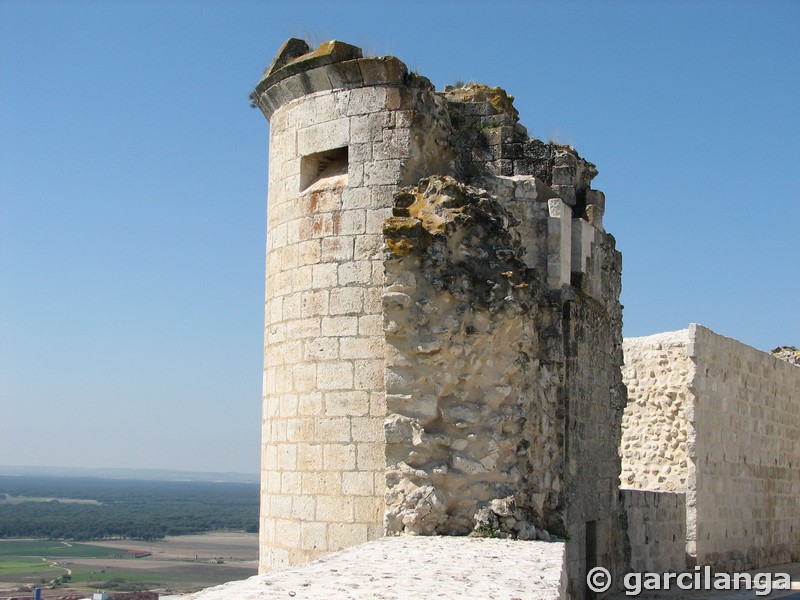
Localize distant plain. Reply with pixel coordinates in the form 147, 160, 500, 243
0, 474, 259, 594
0, 532, 258, 594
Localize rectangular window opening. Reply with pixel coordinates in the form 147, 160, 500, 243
300, 146, 349, 192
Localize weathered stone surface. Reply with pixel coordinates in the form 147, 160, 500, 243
189, 537, 566, 600
620, 330, 691, 492
383, 176, 565, 539
256, 38, 624, 600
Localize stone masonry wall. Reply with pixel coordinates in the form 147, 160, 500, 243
561, 234, 628, 593
621, 490, 687, 574
620, 330, 692, 491
260, 84, 389, 570
256, 40, 456, 571
689, 324, 800, 571
621, 324, 800, 572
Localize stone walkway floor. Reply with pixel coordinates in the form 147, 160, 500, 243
188, 536, 564, 600
188, 536, 800, 600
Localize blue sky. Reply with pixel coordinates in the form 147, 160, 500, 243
1, 1, 797, 474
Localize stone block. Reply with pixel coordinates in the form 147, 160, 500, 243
314, 417, 352, 443
339, 210, 367, 235
357, 57, 407, 86
354, 359, 384, 390
296, 443, 323, 470
291, 495, 316, 520
356, 442, 384, 470
338, 261, 372, 286
325, 391, 370, 417
340, 337, 382, 360
300, 522, 328, 552
302, 471, 342, 496
321, 315, 359, 337
363, 159, 402, 187
317, 362, 354, 390
298, 392, 323, 416
351, 417, 384, 443
311, 263, 338, 289
316, 495, 355, 523
298, 118, 349, 156
571, 218, 596, 275
329, 287, 364, 315
346, 86, 388, 116
322, 443, 357, 470
326, 60, 364, 90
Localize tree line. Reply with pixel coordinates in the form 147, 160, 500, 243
0, 475, 258, 540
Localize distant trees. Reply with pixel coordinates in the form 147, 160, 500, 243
0, 476, 259, 540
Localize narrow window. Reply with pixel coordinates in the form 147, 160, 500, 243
300, 146, 348, 191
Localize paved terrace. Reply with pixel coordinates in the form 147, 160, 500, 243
188, 537, 800, 600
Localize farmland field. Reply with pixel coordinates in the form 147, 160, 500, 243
0, 533, 258, 594
0, 475, 260, 594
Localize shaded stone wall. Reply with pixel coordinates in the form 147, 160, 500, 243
621, 490, 686, 574
561, 234, 627, 592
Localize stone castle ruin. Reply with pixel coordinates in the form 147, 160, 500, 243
250, 39, 800, 599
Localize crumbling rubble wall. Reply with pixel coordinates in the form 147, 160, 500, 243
620, 330, 692, 492
382, 176, 565, 540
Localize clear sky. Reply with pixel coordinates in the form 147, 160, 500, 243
1, 1, 797, 475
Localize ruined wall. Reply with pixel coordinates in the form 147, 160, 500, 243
253, 40, 628, 597
382, 176, 565, 540
621, 324, 800, 572
380, 84, 627, 599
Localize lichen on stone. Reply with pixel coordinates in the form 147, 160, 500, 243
443, 83, 519, 122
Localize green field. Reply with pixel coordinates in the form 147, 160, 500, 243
0, 540, 127, 558
0, 559, 62, 577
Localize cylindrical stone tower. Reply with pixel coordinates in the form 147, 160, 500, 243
251, 38, 454, 571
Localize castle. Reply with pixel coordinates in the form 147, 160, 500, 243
249, 39, 800, 599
